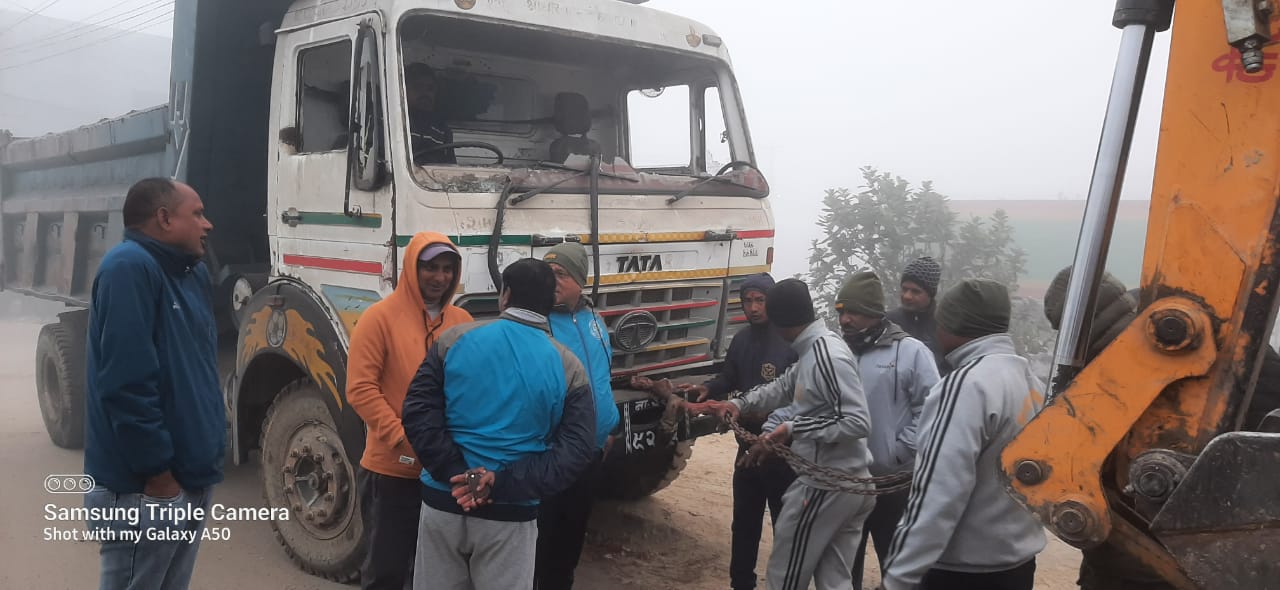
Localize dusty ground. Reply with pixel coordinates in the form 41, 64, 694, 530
577, 432, 1083, 590
0, 316, 1082, 589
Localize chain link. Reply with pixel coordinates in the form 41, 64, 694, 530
725, 416, 913, 496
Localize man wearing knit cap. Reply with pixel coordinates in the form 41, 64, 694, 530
690, 278, 875, 590
835, 271, 939, 590
885, 256, 947, 372
677, 273, 798, 590
882, 278, 1046, 590
534, 242, 620, 590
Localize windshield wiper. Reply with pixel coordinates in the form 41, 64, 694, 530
660, 161, 757, 204
509, 170, 588, 205
510, 158, 643, 205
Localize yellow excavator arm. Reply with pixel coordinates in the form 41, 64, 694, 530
1001, 1, 1280, 588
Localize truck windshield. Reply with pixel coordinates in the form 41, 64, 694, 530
398, 13, 765, 197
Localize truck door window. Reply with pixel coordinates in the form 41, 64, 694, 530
703, 86, 732, 172
297, 41, 353, 154
627, 85, 692, 170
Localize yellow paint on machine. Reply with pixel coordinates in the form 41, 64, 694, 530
240, 306, 344, 409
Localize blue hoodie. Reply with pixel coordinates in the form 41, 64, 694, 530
548, 299, 620, 449
84, 230, 224, 493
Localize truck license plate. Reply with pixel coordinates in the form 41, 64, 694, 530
625, 427, 659, 453
622, 399, 663, 454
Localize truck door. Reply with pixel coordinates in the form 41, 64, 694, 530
270, 14, 394, 294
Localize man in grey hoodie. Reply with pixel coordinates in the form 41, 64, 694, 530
693, 278, 875, 590
882, 278, 1047, 590
836, 271, 939, 590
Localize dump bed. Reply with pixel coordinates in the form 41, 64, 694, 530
0, 0, 293, 307
0, 106, 172, 305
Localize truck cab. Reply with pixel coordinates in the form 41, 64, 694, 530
2, 0, 773, 580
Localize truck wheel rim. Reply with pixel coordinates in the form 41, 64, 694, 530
280, 421, 353, 539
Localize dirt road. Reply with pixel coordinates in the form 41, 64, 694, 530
0, 318, 1081, 589
579, 431, 1083, 589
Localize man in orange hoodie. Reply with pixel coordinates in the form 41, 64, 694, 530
346, 232, 472, 590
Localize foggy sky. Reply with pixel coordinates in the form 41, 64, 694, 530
10, 0, 1173, 279
644, 0, 1171, 279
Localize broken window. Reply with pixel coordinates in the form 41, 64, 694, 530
297, 41, 353, 153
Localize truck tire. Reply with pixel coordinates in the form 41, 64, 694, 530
259, 379, 364, 583
596, 439, 696, 501
35, 322, 85, 449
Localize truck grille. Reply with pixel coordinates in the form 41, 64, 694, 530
597, 281, 723, 376
721, 276, 749, 357
454, 279, 731, 377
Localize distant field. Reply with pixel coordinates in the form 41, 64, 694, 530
949, 200, 1149, 298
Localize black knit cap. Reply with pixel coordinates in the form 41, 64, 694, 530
739, 273, 776, 297
766, 278, 817, 328
902, 256, 943, 297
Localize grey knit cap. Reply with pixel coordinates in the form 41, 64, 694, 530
902, 256, 943, 297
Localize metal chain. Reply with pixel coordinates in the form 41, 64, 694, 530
725, 416, 914, 496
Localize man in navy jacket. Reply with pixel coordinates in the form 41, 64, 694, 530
83, 177, 221, 590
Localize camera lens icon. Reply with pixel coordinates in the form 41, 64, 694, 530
45, 474, 95, 494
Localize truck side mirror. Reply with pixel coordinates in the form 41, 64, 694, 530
350, 22, 386, 192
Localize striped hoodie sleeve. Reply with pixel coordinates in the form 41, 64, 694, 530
882, 360, 987, 590
731, 361, 798, 416
790, 336, 871, 443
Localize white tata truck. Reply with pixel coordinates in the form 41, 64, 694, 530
1, 0, 774, 580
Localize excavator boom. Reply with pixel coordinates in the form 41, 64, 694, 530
1001, 1, 1280, 588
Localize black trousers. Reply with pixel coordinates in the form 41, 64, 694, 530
359, 470, 422, 590
534, 455, 602, 590
920, 559, 1037, 590
850, 485, 910, 590
730, 444, 797, 590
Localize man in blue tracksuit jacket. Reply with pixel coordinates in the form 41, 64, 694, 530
536, 242, 621, 590
402, 258, 597, 590
82, 178, 222, 590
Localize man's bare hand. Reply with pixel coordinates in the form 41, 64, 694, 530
677, 383, 712, 402
448, 468, 495, 512
764, 422, 792, 446
736, 441, 775, 468
689, 400, 739, 422
143, 471, 181, 499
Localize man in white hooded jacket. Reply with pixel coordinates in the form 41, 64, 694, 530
882, 278, 1047, 590
835, 271, 939, 589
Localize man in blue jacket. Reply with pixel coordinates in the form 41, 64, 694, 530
83, 177, 221, 590
402, 258, 597, 590
536, 242, 620, 590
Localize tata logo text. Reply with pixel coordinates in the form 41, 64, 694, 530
617, 255, 663, 273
